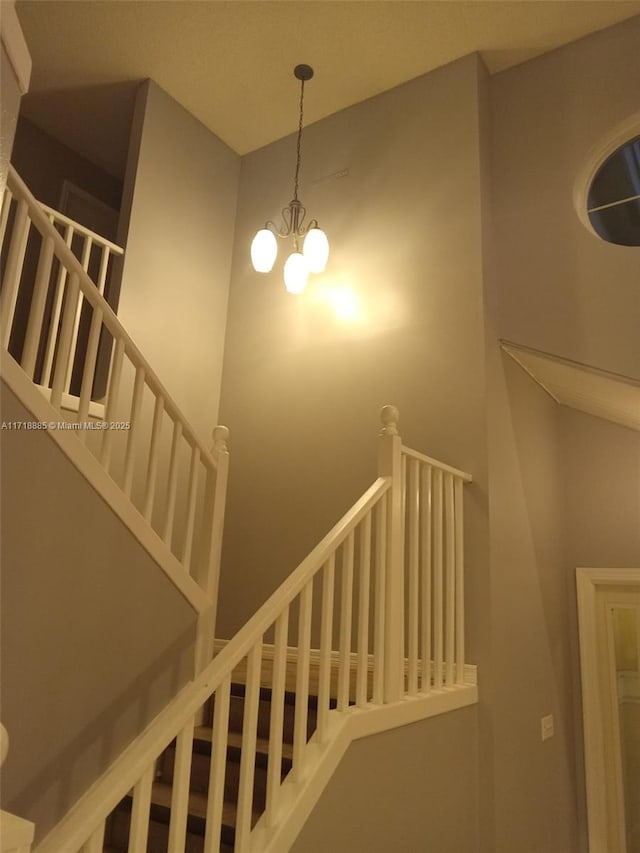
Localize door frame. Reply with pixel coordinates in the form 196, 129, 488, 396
577, 567, 640, 853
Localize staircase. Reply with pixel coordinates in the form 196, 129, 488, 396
104, 685, 321, 853
1, 166, 478, 853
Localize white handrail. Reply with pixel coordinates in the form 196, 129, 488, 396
32, 406, 473, 853
1, 166, 229, 649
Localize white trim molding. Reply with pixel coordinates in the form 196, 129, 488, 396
576, 567, 640, 853
0, 0, 32, 94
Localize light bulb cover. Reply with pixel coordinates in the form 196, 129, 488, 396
283, 252, 309, 294
251, 228, 278, 272
303, 227, 329, 273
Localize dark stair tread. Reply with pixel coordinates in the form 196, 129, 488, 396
194, 725, 294, 762
230, 682, 326, 711
104, 835, 235, 853
150, 780, 261, 829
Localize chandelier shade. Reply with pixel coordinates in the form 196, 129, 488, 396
250, 228, 278, 272
283, 252, 309, 294
250, 64, 329, 293
303, 227, 329, 273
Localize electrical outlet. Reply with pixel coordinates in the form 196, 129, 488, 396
541, 714, 554, 741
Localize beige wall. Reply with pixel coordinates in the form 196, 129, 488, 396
0, 381, 197, 841
10, 116, 123, 213
490, 15, 640, 380
218, 53, 491, 644
563, 409, 640, 569
116, 80, 240, 443
482, 351, 580, 852
292, 706, 478, 853
218, 52, 489, 852
484, 20, 640, 851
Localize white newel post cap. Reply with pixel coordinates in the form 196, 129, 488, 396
379, 405, 400, 436
212, 425, 230, 454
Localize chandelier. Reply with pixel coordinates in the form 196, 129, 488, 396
250, 64, 329, 294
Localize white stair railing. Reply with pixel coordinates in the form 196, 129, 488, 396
38, 202, 123, 391
0, 166, 229, 638
32, 406, 473, 853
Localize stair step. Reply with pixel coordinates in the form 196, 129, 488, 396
193, 724, 294, 765
220, 687, 319, 743
106, 682, 316, 851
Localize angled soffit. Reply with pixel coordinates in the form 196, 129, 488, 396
501, 342, 640, 433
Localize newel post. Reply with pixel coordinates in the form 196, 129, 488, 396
208, 425, 230, 607
195, 425, 230, 673
378, 405, 404, 702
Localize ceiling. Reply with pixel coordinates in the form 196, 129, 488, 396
15, 1, 640, 177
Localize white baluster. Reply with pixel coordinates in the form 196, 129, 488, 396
235, 643, 262, 853
293, 582, 313, 782
181, 444, 200, 571
99, 336, 124, 468
81, 822, 105, 853
50, 272, 80, 409
266, 608, 289, 826
41, 224, 74, 386
96, 244, 110, 296
407, 458, 420, 695
433, 468, 444, 689
0, 199, 30, 348
445, 472, 456, 686
167, 717, 195, 853
198, 425, 230, 625
454, 476, 465, 684
77, 306, 104, 439
127, 762, 154, 853
317, 556, 335, 740
64, 233, 93, 393
123, 364, 145, 497
337, 532, 354, 712
143, 395, 165, 521
420, 465, 433, 692
0, 186, 13, 248
372, 493, 387, 704
356, 513, 372, 707
162, 419, 183, 545
203, 675, 231, 853
21, 235, 54, 379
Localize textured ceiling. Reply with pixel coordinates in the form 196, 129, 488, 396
15, 1, 640, 176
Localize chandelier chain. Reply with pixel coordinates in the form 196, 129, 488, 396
293, 77, 306, 202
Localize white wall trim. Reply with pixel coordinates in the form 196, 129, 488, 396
0, 0, 32, 94
573, 110, 640, 239
1, 349, 211, 617
576, 567, 640, 853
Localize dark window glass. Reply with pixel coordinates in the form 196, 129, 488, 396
587, 136, 640, 247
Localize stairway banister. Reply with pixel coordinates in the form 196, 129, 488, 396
5, 166, 219, 472
33, 474, 391, 853
401, 445, 473, 483
39, 201, 124, 255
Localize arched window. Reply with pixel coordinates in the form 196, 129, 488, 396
587, 135, 640, 246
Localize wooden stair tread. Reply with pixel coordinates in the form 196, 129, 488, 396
194, 725, 294, 761
150, 780, 261, 828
